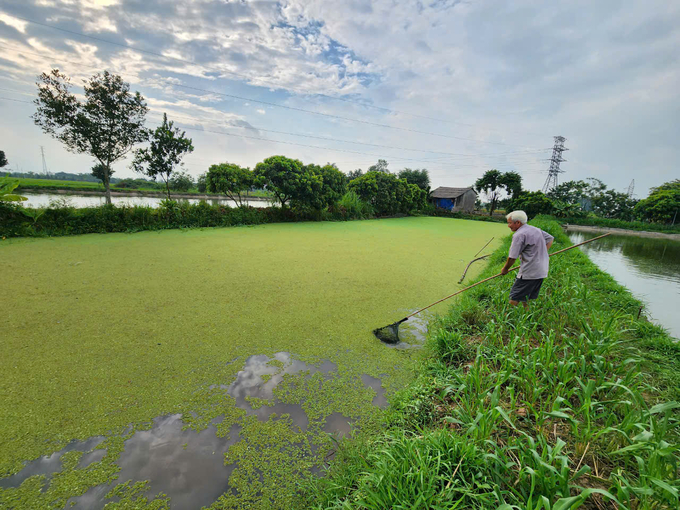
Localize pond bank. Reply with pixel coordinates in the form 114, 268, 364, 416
20, 188, 270, 201
564, 223, 680, 240
305, 218, 680, 509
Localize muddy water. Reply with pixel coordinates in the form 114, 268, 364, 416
3, 352, 387, 509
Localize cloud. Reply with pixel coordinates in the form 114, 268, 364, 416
256, 109, 265, 115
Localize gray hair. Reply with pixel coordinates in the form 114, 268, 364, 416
506, 210, 528, 224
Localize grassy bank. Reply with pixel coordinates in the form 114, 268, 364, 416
303, 218, 679, 509
0, 218, 508, 508
10, 176, 271, 197
560, 216, 680, 234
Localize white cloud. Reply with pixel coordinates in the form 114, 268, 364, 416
256, 109, 265, 115
0, 13, 28, 33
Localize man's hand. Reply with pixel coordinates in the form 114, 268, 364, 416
500, 257, 516, 276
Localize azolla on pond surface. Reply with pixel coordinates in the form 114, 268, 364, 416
1, 352, 388, 509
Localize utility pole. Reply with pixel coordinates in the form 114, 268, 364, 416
626, 179, 635, 198
542, 136, 568, 193
40, 146, 49, 176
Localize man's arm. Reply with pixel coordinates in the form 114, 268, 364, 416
542, 230, 554, 250
546, 239, 553, 250
500, 257, 516, 275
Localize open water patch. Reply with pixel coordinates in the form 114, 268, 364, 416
1, 352, 387, 508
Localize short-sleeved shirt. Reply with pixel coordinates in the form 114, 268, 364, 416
508, 224, 554, 279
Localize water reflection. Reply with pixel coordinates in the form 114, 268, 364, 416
568, 232, 680, 338
21, 192, 271, 209
3, 352, 387, 508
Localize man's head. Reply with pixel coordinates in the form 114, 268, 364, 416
506, 210, 528, 232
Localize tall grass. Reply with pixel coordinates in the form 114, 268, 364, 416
302, 218, 679, 509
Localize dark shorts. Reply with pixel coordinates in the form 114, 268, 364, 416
510, 277, 544, 302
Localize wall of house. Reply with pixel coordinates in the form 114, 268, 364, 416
452, 190, 476, 212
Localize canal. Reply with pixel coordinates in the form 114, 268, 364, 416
568, 231, 680, 339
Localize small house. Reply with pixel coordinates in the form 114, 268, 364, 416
430, 187, 477, 212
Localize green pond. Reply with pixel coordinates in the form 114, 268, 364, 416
0, 217, 508, 509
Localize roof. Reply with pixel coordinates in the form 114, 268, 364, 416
430, 187, 477, 199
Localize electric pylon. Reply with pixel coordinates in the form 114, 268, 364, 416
542, 136, 568, 193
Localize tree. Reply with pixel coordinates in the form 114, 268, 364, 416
398, 168, 430, 191
91, 163, 113, 185
499, 171, 522, 200
547, 180, 590, 204
131, 113, 194, 199
512, 191, 554, 219
169, 171, 194, 192
591, 190, 637, 219
475, 169, 503, 216
346, 169, 364, 182
368, 159, 389, 173
206, 163, 254, 207
33, 69, 149, 204
254, 155, 320, 208
0, 151, 8, 168
306, 163, 347, 210
196, 172, 207, 193
348, 171, 424, 216
635, 180, 680, 223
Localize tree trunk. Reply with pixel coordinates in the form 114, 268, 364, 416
104, 164, 112, 205
166, 179, 171, 200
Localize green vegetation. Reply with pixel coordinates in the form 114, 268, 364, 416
349, 171, 427, 216
33, 69, 150, 204
0, 217, 507, 508
475, 169, 523, 216
303, 218, 680, 509
131, 112, 195, 199
560, 215, 680, 234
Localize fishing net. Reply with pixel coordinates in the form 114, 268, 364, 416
373, 322, 401, 344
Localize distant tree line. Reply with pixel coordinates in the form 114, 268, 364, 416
474, 168, 678, 225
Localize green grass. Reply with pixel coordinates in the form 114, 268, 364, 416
304, 218, 679, 509
0, 217, 507, 508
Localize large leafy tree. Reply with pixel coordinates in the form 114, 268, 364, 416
591, 189, 637, 219
512, 191, 554, 219
206, 162, 254, 207
475, 169, 503, 216
254, 155, 320, 208
131, 113, 194, 199
33, 69, 149, 205
305, 163, 347, 210
398, 168, 430, 191
0, 150, 8, 168
547, 180, 590, 204
500, 171, 523, 200
348, 171, 424, 216
635, 180, 680, 223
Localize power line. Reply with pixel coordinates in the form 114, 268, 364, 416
2, 95, 547, 171
9, 14, 548, 136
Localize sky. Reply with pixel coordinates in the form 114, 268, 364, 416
0, 0, 678, 198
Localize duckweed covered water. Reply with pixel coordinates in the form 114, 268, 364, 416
0, 217, 508, 508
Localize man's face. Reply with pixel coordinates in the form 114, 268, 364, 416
507, 218, 522, 232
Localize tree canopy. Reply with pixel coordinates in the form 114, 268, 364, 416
33, 69, 149, 204
254, 155, 319, 208
397, 168, 430, 191
206, 163, 254, 207
475, 169, 503, 216
131, 113, 194, 199
367, 159, 389, 173
635, 179, 680, 223
0, 150, 8, 168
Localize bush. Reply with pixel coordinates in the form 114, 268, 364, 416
348, 171, 427, 216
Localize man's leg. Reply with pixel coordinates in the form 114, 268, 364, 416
509, 299, 529, 309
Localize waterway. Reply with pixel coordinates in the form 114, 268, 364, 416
568, 231, 680, 339
20, 192, 271, 209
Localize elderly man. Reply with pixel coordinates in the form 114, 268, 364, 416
500, 211, 554, 307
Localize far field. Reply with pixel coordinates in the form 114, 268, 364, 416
0, 217, 508, 507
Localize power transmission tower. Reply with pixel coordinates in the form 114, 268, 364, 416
542, 136, 568, 193
626, 179, 635, 198
40, 146, 49, 176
